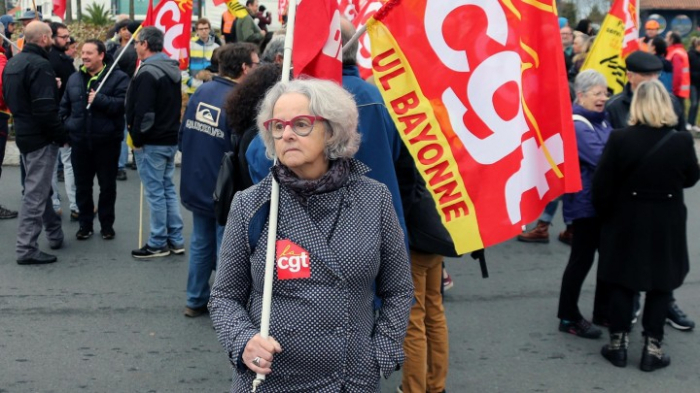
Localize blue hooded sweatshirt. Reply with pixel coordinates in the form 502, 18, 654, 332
563, 103, 612, 222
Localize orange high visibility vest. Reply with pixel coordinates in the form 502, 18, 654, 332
222, 11, 235, 34
666, 45, 691, 99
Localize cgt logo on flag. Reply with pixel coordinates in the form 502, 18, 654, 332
143, 0, 193, 71
276, 239, 311, 280
367, 0, 581, 254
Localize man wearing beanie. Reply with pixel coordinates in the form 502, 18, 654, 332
605, 50, 694, 333
607, 51, 686, 131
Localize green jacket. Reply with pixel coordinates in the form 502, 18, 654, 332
235, 11, 263, 44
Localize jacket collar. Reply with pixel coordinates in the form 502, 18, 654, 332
22, 43, 49, 58
212, 75, 237, 87
573, 103, 608, 124
254, 158, 371, 203
143, 52, 169, 63
342, 64, 360, 78
621, 83, 633, 104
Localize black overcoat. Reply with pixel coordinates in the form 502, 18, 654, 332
592, 125, 700, 291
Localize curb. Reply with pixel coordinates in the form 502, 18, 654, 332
2, 141, 182, 166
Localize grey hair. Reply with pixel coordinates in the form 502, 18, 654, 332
261, 35, 285, 63
256, 78, 361, 160
138, 26, 164, 53
340, 17, 357, 66
574, 69, 607, 95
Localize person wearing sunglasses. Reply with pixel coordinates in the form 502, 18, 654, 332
209, 78, 413, 392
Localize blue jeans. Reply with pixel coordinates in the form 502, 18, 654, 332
187, 212, 224, 308
540, 197, 560, 223
118, 127, 128, 170
134, 145, 184, 249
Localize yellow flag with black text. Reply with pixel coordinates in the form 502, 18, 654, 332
581, 0, 640, 94
226, 0, 249, 18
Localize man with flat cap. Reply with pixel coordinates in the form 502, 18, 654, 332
607, 50, 686, 132
605, 50, 694, 332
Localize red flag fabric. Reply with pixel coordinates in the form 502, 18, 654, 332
212, 0, 228, 6
278, 0, 288, 22
292, 0, 342, 84
142, 0, 193, 71
367, 0, 581, 254
52, 0, 66, 19
338, 0, 362, 20
353, 0, 383, 80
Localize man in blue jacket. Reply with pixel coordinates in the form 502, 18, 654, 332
179, 43, 259, 317
59, 39, 129, 241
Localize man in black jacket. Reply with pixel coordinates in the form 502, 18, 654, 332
2, 21, 67, 265
606, 51, 686, 132
605, 50, 695, 332
126, 26, 185, 259
60, 39, 129, 241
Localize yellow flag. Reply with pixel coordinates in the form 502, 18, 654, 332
226, 1, 249, 18
581, 0, 640, 94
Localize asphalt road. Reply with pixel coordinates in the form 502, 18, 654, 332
1, 165, 699, 393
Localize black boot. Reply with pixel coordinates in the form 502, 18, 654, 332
640, 336, 670, 372
601, 332, 628, 367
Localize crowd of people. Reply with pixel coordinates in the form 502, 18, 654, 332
1, 7, 700, 392
517, 18, 700, 374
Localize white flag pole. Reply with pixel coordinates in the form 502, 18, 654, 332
252, 0, 297, 391
86, 25, 143, 110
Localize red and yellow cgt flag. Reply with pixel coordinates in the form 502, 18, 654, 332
367, 0, 581, 254
582, 0, 639, 94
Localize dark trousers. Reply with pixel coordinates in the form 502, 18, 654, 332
610, 284, 671, 340
557, 217, 611, 321
0, 118, 7, 179
71, 141, 121, 230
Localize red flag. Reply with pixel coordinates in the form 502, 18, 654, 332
278, 0, 288, 23
367, 0, 581, 254
292, 0, 342, 84
213, 0, 228, 6
142, 0, 193, 71
52, 0, 66, 19
143, 0, 155, 26
338, 0, 362, 21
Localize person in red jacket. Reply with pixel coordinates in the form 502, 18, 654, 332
0, 45, 18, 219
665, 31, 691, 103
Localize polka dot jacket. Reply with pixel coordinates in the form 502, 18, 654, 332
209, 159, 414, 392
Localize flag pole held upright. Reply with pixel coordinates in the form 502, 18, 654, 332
252, 0, 297, 391
87, 25, 143, 110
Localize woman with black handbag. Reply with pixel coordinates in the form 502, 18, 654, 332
593, 80, 700, 371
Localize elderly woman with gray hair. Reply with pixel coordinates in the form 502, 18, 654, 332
557, 69, 613, 339
209, 78, 413, 392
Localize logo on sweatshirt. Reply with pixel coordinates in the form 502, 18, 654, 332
276, 239, 311, 280
195, 102, 221, 127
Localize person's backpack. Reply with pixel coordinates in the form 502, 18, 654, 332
213, 127, 258, 225
214, 134, 243, 226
